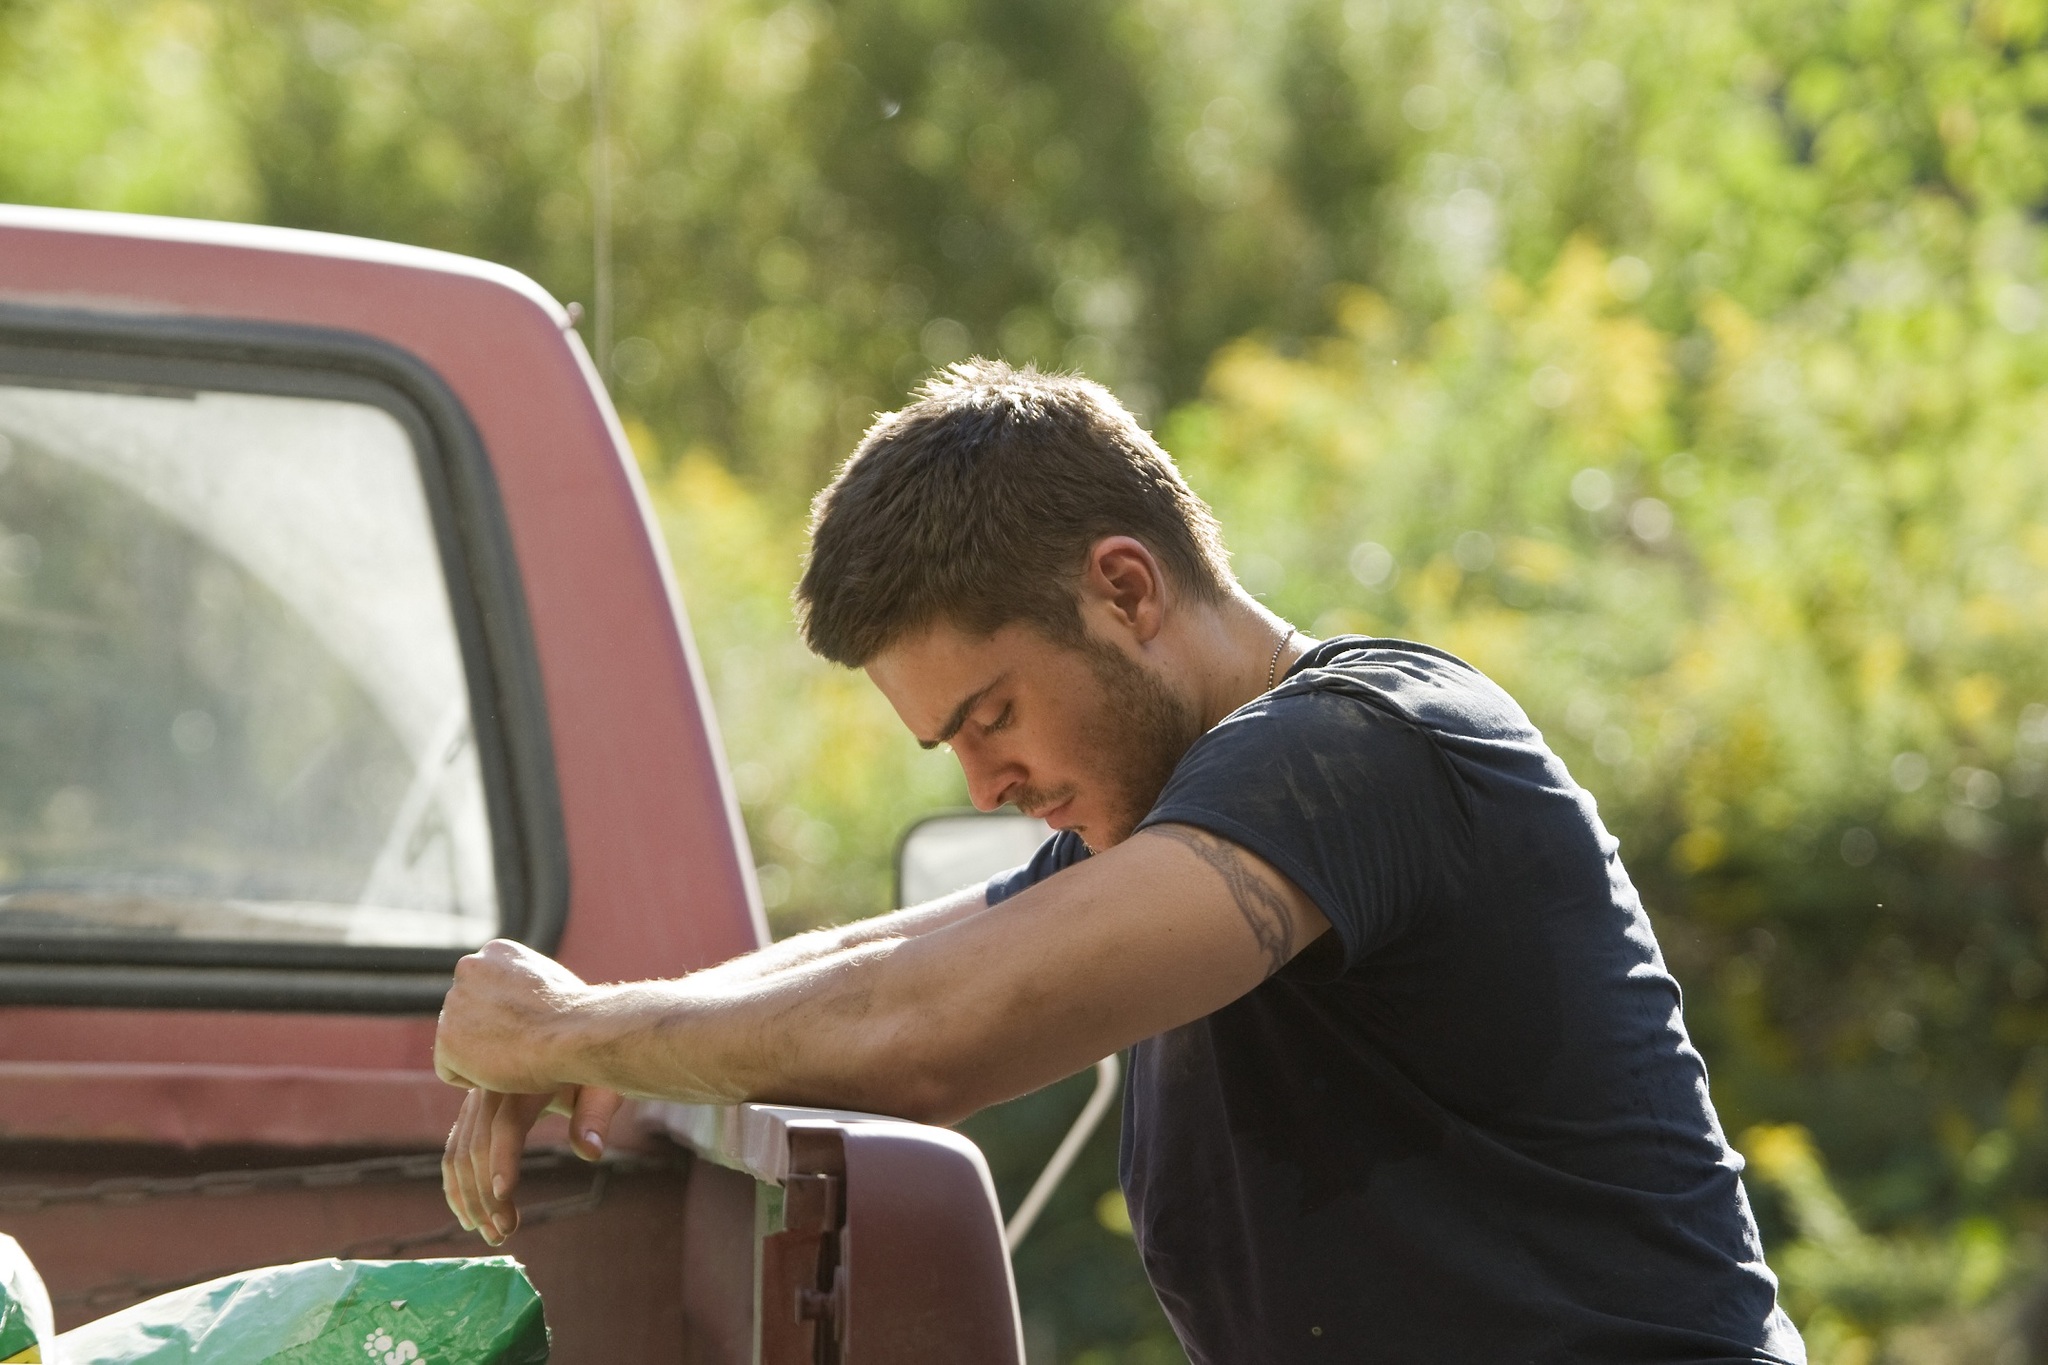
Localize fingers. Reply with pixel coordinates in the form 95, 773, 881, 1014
468, 1091, 529, 1244
440, 1089, 551, 1247
487, 1091, 550, 1238
569, 1086, 626, 1161
442, 1088, 488, 1237
463, 1092, 511, 1245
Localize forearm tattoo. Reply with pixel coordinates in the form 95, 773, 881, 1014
1147, 825, 1297, 978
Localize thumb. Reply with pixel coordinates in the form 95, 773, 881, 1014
570, 1086, 626, 1161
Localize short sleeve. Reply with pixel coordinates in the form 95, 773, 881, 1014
1137, 683, 1471, 970
985, 828, 1091, 906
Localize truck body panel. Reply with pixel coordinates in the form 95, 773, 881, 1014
0, 206, 1021, 1362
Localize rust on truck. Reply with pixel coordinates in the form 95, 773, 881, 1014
0, 205, 1024, 1363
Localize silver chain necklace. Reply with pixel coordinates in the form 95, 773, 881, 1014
1266, 627, 1294, 690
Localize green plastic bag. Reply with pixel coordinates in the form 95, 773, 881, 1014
1, 1234, 56, 1363
55, 1258, 547, 1365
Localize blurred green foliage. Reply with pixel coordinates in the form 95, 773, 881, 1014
15, 0, 2048, 1356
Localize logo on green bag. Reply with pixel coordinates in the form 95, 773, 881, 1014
363, 1328, 422, 1365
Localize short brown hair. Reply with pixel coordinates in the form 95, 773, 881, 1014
796, 359, 1233, 667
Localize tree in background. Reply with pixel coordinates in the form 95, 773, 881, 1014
12, 0, 2048, 1356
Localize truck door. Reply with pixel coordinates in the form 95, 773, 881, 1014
0, 205, 1021, 1364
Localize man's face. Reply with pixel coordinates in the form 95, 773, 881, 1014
866, 619, 1205, 851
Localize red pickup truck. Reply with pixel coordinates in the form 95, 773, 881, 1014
0, 205, 1034, 1362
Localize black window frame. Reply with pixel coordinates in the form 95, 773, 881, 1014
0, 303, 568, 1012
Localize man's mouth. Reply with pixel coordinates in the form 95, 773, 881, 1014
1021, 789, 1079, 828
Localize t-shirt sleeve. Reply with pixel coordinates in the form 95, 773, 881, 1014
985, 828, 1092, 906
1137, 684, 1470, 970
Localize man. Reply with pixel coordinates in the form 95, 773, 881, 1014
436, 360, 1804, 1362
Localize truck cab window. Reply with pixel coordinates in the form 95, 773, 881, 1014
0, 379, 498, 951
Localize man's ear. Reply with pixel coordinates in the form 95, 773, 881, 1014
1082, 536, 1167, 644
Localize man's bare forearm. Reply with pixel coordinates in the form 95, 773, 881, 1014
541, 935, 965, 1116
680, 883, 987, 988
436, 827, 1327, 1125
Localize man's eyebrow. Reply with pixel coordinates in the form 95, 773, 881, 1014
918, 673, 1009, 750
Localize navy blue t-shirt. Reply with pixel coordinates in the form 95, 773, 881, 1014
987, 638, 1803, 1364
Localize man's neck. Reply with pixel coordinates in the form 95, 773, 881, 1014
1168, 593, 1314, 731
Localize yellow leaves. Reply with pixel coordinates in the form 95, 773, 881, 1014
1675, 825, 1728, 872
1599, 317, 1673, 426
1485, 272, 1531, 318
1938, 104, 1980, 151
1673, 698, 1788, 843
1516, 236, 1677, 452
147, 0, 222, 50
1973, 0, 2048, 47
1671, 642, 1724, 694
660, 449, 757, 526
1407, 555, 1464, 618
655, 449, 804, 607
1744, 1123, 1864, 1247
1188, 325, 1405, 536
1699, 293, 1761, 370
1499, 536, 1575, 588
1203, 237, 1685, 498
1539, 236, 1613, 322
1809, 1329, 1875, 1365
1856, 633, 1907, 700
1953, 672, 2004, 730
1742, 1124, 2020, 1352
1094, 1189, 1134, 1237
620, 417, 662, 473
1331, 287, 1400, 352
1204, 340, 1320, 433
1960, 594, 2021, 641
1433, 606, 1529, 681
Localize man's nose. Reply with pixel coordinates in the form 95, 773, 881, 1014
958, 747, 1018, 813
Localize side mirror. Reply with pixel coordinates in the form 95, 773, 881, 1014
894, 812, 1051, 909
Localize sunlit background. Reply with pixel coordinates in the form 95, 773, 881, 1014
11, 0, 2048, 1357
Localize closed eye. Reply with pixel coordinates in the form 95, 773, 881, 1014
981, 703, 1013, 736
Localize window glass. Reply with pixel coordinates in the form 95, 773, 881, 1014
0, 379, 498, 951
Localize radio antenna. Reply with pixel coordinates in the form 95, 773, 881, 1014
590, 0, 614, 380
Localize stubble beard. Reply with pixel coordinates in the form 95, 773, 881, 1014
1041, 636, 1206, 853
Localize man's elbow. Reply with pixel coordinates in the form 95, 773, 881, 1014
847, 1045, 977, 1125
876, 1074, 971, 1126
847, 1015, 992, 1125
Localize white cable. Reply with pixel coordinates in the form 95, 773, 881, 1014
1004, 1054, 1122, 1252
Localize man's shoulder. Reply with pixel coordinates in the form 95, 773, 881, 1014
1293, 634, 1476, 674
1263, 635, 1533, 748
1286, 635, 1488, 698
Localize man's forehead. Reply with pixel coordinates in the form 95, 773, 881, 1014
871, 617, 1045, 676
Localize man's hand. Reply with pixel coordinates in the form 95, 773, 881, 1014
435, 938, 592, 1094
436, 938, 627, 1244
440, 1083, 624, 1246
